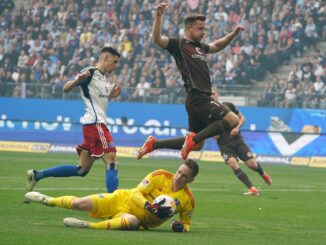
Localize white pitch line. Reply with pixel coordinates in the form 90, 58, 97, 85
1, 187, 326, 192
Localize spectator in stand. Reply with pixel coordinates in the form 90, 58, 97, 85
294, 82, 304, 108
278, 35, 293, 65
264, 35, 279, 73
313, 76, 324, 93
288, 64, 303, 82
301, 57, 316, 82
281, 82, 296, 108
130, 75, 151, 102
259, 82, 274, 107
303, 84, 318, 109
304, 16, 318, 49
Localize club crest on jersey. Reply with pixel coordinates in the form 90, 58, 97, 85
223, 153, 228, 160
247, 152, 253, 157
98, 193, 104, 198
195, 47, 203, 54
140, 178, 150, 188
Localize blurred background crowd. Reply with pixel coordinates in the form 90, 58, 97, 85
0, 0, 325, 108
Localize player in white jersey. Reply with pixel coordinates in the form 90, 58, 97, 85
25, 47, 122, 195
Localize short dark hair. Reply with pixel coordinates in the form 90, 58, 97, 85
100, 47, 121, 58
184, 159, 199, 177
184, 13, 206, 26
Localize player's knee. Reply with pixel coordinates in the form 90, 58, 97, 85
103, 152, 117, 165
227, 159, 239, 170
246, 159, 257, 169
123, 214, 140, 230
77, 166, 89, 177
71, 198, 92, 211
71, 198, 83, 210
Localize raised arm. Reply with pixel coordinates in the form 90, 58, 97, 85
63, 70, 91, 92
152, 1, 169, 48
207, 26, 245, 54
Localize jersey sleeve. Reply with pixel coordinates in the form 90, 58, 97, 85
136, 171, 156, 194
179, 187, 195, 232
201, 42, 210, 53
131, 170, 158, 209
77, 67, 95, 87
165, 37, 180, 55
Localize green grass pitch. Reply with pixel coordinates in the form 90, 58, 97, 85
1, 152, 326, 245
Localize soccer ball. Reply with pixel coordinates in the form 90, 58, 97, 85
153, 195, 176, 217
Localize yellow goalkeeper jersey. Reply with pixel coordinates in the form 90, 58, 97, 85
88, 169, 195, 231
128, 169, 195, 231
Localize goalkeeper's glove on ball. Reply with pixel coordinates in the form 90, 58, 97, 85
145, 199, 171, 219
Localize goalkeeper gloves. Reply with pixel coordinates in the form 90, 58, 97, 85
145, 199, 171, 220
171, 220, 184, 232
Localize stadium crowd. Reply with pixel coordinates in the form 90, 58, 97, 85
259, 48, 326, 109
0, 0, 325, 108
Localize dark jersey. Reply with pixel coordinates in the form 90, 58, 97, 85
217, 102, 241, 144
165, 38, 211, 94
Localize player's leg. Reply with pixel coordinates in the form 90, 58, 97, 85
92, 123, 119, 193
137, 136, 183, 159
102, 152, 119, 193
137, 135, 205, 160
237, 142, 272, 185
220, 141, 259, 195
226, 156, 258, 194
192, 110, 239, 144
88, 214, 140, 230
182, 97, 239, 159
24, 191, 90, 210
245, 158, 272, 185
65, 191, 138, 230
26, 150, 94, 192
64, 214, 140, 230
25, 125, 96, 192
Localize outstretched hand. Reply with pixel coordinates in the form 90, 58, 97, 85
108, 84, 122, 99
233, 26, 245, 35
155, 0, 168, 16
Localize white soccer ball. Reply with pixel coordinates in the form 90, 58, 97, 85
153, 195, 176, 218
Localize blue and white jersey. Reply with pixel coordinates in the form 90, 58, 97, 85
78, 66, 115, 125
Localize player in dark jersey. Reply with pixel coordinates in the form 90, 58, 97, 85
137, 1, 244, 160
211, 89, 272, 195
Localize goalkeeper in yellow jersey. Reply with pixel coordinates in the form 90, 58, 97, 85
25, 159, 198, 232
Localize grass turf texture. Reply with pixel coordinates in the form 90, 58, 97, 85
1, 152, 326, 245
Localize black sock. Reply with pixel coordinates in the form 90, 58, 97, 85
153, 137, 185, 150
234, 168, 253, 188
252, 162, 264, 176
193, 120, 231, 143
